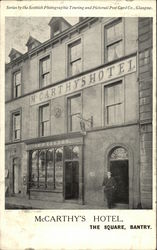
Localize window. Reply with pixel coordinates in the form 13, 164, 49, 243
12, 112, 21, 140
67, 94, 81, 132
30, 147, 63, 190
53, 22, 60, 36
40, 56, 50, 88
13, 71, 21, 98
39, 104, 50, 137
104, 82, 124, 125
105, 19, 123, 62
68, 39, 82, 76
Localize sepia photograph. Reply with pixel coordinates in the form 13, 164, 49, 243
5, 16, 153, 210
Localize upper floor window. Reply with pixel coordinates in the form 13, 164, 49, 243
39, 104, 50, 137
13, 71, 21, 98
40, 56, 50, 88
105, 19, 123, 62
13, 112, 21, 141
53, 22, 60, 36
67, 94, 81, 132
104, 81, 124, 125
68, 39, 82, 76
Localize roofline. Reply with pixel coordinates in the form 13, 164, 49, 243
6, 17, 99, 66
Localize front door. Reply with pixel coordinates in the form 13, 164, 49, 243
110, 160, 129, 204
65, 161, 79, 199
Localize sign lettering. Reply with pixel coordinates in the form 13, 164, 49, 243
30, 56, 136, 106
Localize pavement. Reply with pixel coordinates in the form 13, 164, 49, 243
5, 196, 106, 209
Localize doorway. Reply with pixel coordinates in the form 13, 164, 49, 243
64, 161, 79, 199
109, 147, 129, 205
110, 160, 129, 204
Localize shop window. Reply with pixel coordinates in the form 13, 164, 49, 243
68, 39, 82, 76
13, 71, 21, 98
40, 55, 50, 88
39, 104, 50, 137
29, 147, 63, 191
105, 19, 123, 62
67, 94, 81, 132
12, 111, 21, 141
104, 81, 124, 125
31, 151, 38, 188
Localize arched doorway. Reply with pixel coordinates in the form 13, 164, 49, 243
109, 147, 129, 205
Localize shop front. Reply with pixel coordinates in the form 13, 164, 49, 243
26, 134, 84, 204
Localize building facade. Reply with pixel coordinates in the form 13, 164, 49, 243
5, 17, 153, 209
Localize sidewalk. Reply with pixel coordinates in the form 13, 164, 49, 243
5, 196, 105, 210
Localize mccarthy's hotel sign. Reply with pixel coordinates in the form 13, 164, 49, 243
30, 56, 136, 106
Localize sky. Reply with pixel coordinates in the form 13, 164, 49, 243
5, 17, 79, 63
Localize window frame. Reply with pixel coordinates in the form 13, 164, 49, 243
39, 103, 50, 137
68, 38, 82, 77
104, 18, 124, 63
67, 93, 82, 133
103, 79, 124, 127
12, 69, 22, 99
39, 54, 51, 89
11, 109, 22, 141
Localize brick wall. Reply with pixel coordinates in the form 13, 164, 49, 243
138, 17, 153, 208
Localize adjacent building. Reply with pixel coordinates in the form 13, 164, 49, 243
5, 17, 153, 209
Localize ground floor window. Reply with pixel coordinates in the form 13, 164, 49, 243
30, 147, 63, 191
29, 145, 80, 195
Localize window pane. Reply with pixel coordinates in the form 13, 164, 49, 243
41, 121, 50, 137
14, 114, 20, 129
107, 21, 122, 43
105, 83, 123, 125
115, 22, 123, 37
107, 45, 115, 62
15, 129, 20, 140
114, 83, 122, 103
115, 104, 124, 124
71, 59, 81, 76
107, 41, 123, 62
53, 22, 60, 36
15, 72, 21, 86
106, 86, 115, 106
64, 146, 72, 160
42, 73, 50, 87
14, 72, 21, 97
115, 42, 123, 58
39, 150, 46, 189
42, 57, 50, 74
47, 149, 54, 189
71, 42, 81, 61
41, 105, 49, 121
107, 106, 115, 124
55, 147, 63, 190
16, 84, 21, 97
107, 26, 114, 42
71, 115, 80, 131
40, 105, 50, 136
71, 95, 81, 114
72, 146, 79, 159
31, 151, 38, 188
